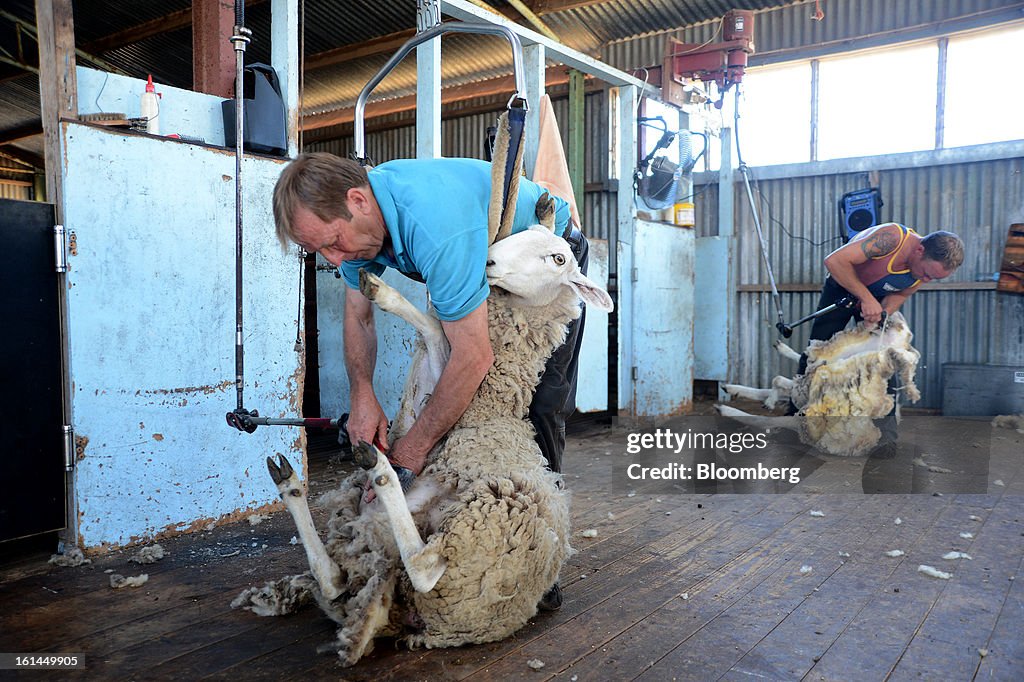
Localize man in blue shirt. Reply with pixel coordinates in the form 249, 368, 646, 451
272, 153, 586, 525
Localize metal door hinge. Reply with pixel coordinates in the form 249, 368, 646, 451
631, 366, 638, 381
54, 224, 68, 272
62, 425, 74, 471
631, 267, 638, 283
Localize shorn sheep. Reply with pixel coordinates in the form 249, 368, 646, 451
233, 225, 613, 665
717, 313, 921, 457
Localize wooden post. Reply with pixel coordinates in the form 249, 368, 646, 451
193, 0, 236, 97
35, 0, 77, 547
35, 0, 77, 211
568, 68, 585, 224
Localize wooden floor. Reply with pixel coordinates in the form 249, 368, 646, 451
1, 413, 1022, 681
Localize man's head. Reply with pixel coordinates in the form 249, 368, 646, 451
910, 230, 964, 282
273, 153, 385, 265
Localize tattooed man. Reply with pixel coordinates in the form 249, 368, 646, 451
797, 224, 963, 376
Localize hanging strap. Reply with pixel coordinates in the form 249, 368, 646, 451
487, 97, 528, 245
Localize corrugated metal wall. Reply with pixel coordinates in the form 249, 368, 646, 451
702, 156, 1024, 409
305, 91, 621, 244
0, 183, 31, 200
602, 0, 1024, 71
0, 157, 33, 200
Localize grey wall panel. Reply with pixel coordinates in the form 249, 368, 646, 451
712, 155, 1023, 410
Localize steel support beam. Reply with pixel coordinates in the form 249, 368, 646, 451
440, 0, 654, 92
271, 0, 300, 156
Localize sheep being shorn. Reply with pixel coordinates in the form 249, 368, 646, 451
718, 313, 921, 457
234, 225, 613, 665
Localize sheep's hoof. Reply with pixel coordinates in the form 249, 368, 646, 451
267, 454, 294, 485
535, 191, 556, 230
352, 440, 379, 470
358, 269, 381, 301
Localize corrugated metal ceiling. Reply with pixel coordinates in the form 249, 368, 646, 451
0, 0, 797, 164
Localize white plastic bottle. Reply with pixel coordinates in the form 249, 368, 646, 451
140, 74, 160, 134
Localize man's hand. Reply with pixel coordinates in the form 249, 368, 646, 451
360, 303, 493, 504
347, 392, 389, 453
859, 296, 884, 324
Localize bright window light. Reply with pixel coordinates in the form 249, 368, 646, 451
732, 62, 812, 166
944, 23, 1024, 147
818, 43, 938, 159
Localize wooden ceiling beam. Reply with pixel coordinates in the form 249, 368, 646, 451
0, 121, 43, 145
81, 7, 192, 54
305, 27, 423, 71
0, 144, 45, 169
81, 0, 266, 55
528, 0, 614, 15
301, 66, 577, 132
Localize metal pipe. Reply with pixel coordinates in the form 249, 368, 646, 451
354, 22, 525, 163
739, 163, 786, 333
230, 10, 252, 412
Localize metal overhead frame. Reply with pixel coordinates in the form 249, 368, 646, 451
350, 0, 659, 415
436, 0, 655, 417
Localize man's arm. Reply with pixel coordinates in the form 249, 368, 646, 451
880, 285, 919, 315
344, 285, 389, 449
387, 301, 494, 476
823, 223, 902, 323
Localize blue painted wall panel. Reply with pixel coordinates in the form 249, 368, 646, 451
316, 264, 428, 424
626, 220, 695, 416
694, 236, 729, 380
77, 67, 227, 146
62, 123, 300, 548
577, 239, 609, 413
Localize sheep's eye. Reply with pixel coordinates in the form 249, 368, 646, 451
552, 253, 566, 266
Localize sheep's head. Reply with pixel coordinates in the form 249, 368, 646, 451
486, 226, 614, 312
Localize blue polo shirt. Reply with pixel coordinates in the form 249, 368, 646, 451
340, 158, 570, 321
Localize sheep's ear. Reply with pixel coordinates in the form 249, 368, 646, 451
569, 272, 614, 312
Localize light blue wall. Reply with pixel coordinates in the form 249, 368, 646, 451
621, 220, 695, 416
62, 122, 300, 548
316, 264, 429, 423
694, 236, 729, 381
77, 66, 228, 146
577, 239, 609, 413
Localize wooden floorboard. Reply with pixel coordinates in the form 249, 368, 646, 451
887, 493, 1021, 681
803, 495, 1011, 681
1, 418, 1021, 681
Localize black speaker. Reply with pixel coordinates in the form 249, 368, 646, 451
222, 63, 287, 156
839, 188, 883, 242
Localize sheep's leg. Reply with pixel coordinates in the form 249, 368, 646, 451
359, 270, 450, 437
352, 441, 447, 593
266, 455, 343, 601
723, 377, 794, 410
722, 383, 773, 403
773, 339, 802, 363
715, 404, 801, 434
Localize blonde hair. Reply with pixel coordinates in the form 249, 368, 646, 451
921, 231, 964, 271
272, 152, 369, 249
